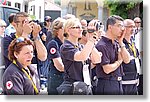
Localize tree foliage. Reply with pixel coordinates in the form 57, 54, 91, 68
104, 0, 140, 19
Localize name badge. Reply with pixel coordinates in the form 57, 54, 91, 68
83, 64, 91, 86
135, 58, 142, 74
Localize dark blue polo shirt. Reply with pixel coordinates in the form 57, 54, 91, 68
122, 38, 139, 80
3, 33, 38, 68
60, 40, 84, 82
95, 36, 123, 79
47, 37, 63, 74
2, 61, 40, 95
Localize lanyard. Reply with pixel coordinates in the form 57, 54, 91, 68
15, 34, 19, 38
13, 60, 39, 94
128, 42, 137, 58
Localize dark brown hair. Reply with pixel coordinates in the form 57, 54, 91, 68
8, 37, 34, 61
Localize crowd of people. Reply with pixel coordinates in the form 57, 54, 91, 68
0, 12, 143, 95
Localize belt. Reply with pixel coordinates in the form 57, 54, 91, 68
122, 79, 138, 85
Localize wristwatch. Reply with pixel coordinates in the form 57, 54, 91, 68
120, 43, 125, 48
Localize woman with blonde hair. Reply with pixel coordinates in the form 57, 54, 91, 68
58, 18, 102, 95
47, 17, 66, 95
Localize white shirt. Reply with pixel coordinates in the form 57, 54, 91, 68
4, 24, 16, 37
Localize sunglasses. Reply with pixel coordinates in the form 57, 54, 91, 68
16, 37, 25, 43
46, 19, 52, 22
70, 26, 82, 29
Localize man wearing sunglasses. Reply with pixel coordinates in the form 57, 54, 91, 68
3, 12, 47, 73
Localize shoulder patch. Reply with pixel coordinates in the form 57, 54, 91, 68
50, 48, 56, 54
6, 81, 13, 90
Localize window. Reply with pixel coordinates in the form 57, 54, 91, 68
7, 1, 11, 6
39, 6, 41, 20
25, 5, 28, 13
32, 5, 35, 15
15, 3, 20, 9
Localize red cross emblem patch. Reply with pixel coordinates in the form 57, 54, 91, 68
6, 81, 13, 90
50, 48, 56, 54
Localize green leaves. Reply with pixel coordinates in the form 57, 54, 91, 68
104, 0, 140, 19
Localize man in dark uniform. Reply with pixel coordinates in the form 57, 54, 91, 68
38, 16, 52, 80
3, 12, 47, 70
95, 15, 130, 95
122, 19, 139, 95
40, 16, 53, 46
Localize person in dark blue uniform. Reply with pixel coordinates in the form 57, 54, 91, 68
38, 16, 52, 84
95, 15, 130, 95
59, 18, 102, 95
47, 17, 66, 95
2, 37, 40, 95
122, 19, 139, 95
40, 16, 53, 46
3, 12, 47, 77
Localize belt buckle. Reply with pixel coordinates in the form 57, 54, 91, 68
117, 77, 122, 81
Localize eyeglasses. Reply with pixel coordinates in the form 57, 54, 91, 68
46, 19, 52, 22
70, 26, 82, 29
15, 19, 31, 24
134, 22, 141, 23
125, 25, 135, 28
0, 26, 6, 28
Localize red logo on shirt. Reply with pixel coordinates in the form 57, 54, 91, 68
6, 81, 13, 90
50, 48, 56, 54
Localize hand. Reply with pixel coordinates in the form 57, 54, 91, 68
32, 23, 41, 38
87, 19, 101, 39
118, 28, 126, 45
41, 33, 47, 41
22, 19, 33, 37
87, 19, 99, 42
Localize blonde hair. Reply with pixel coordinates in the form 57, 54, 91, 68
63, 14, 76, 20
63, 18, 80, 37
52, 17, 66, 37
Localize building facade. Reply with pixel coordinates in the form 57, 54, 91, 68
2, 0, 107, 23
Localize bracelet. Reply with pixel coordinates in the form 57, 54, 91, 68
33, 35, 40, 41
118, 60, 122, 65
116, 60, 122, 67
116, 61, 120, 66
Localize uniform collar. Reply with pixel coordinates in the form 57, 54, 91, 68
123, 38, 133, 45
54, 37, 63, 45
102, 36, 114, 44
65, 39, 79, 47
14, 60, 35, 76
